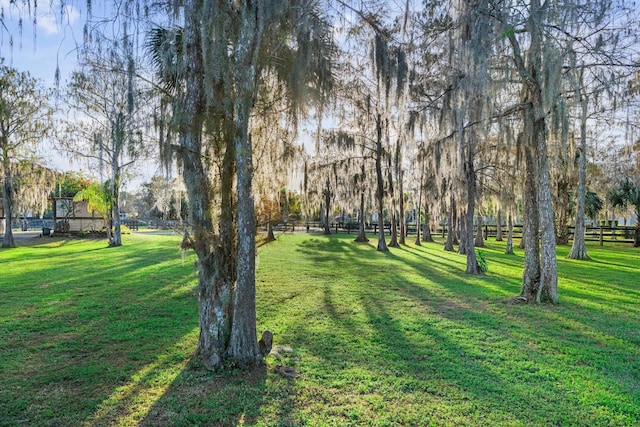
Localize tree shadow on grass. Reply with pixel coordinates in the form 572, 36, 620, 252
139, 346, 306, 426
287, 234, 640, 425
140, 363, 269, 426
0, 238, 208, 426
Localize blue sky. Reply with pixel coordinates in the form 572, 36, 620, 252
0, 1, 161, 189
1, 1, 87, 176
0, 0, 84, 88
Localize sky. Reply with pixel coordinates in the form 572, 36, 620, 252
1, 1, 82, 89
0, 0, 161, 190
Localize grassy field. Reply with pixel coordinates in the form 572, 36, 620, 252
0, 232, 638, 426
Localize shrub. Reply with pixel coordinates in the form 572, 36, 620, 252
476, 249, 488, 273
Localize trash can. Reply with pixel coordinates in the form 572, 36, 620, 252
42, 227, 51, 236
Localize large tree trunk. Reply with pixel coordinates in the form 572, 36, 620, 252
444, 197, 455, 252
322, 179, 332, 235
459, 210, 468, 255
474, 212, 485, 248
519, 143, 541, 302
266, 215, 275, 242
519, 101, 558, 304
185, 0, 228, 370
509, 0, 558, 304
533, 100, 558, 304
398, 169, 406, 245
226, 3, 266, 368
355, 190, 369, 243
555, 178, 570, 245
2, 161, 15, 248
230, 97, 261, 368
464, 156, 479, 273
182, 0, 236, 371
423, 200, 434, 243
388, 166, 399, 248
110, 167, 123, 247
537, 145, 559, 301
505, 211, 514, 255
415, 174, 423, 246
496, 209, 503, 241
568, 96, 589, 259
375, 114, 388, 252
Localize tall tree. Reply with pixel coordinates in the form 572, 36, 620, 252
503, 0, 562, 303
450, 0, 493, 274
500, 0, 639, 299
0, 64, 52, 248
151, 0, 333, 370
62, 36, 151, 247
567, 66, 591, 259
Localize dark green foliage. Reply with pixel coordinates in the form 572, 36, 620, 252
608, 178, 640, 219
475, 249, 488, 272
585, 190, 603, 221
146, 27, 184, 93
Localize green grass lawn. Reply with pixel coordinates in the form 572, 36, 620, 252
1, 232, 638, 426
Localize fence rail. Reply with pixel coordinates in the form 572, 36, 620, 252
5, 217, 635, 245
276, 221, 637, 245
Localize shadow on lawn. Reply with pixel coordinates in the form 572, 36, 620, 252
137, 235, 639, 425
140, 363, 270, 426
0, 238, 204, 426
290, 234, 640, 425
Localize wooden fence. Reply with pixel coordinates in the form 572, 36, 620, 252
280, 221, 637, 245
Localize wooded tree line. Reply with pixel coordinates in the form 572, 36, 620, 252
1, 0, 639, 370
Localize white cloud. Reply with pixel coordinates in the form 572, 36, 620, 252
0, 0, 80, 35
36, 4, 81, 35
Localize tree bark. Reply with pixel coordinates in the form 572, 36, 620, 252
423, 199, 434, 243
375, 113, 388, 251
459, 211, 468, 255
398, 169, 406, 245
230, 100, 261, 368
2, 162, 15, 248
536, 130, 559, 303
474, 212, 485, 248
226, 2, 266, 368
496, 209, 503, 241
568, 95, 589, 259
355, 190, 369, 242
444, 196, 455, 252
323, 180, 332, 235
555, 178, 570, 245
505, 211, 514, 255
415, 173, 423, 246
464, 157, 479, 273
519, 142, 541, 302
509, 0, 558, 303
182, 0, 234, 371
110, 166, 123, 247
388, 165, 399, 248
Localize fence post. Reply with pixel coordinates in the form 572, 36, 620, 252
600, 226, 604, 246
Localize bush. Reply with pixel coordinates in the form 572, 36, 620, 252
476, 249, 488, 273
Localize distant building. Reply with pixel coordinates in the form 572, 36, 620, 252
52, 197, 106, 233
